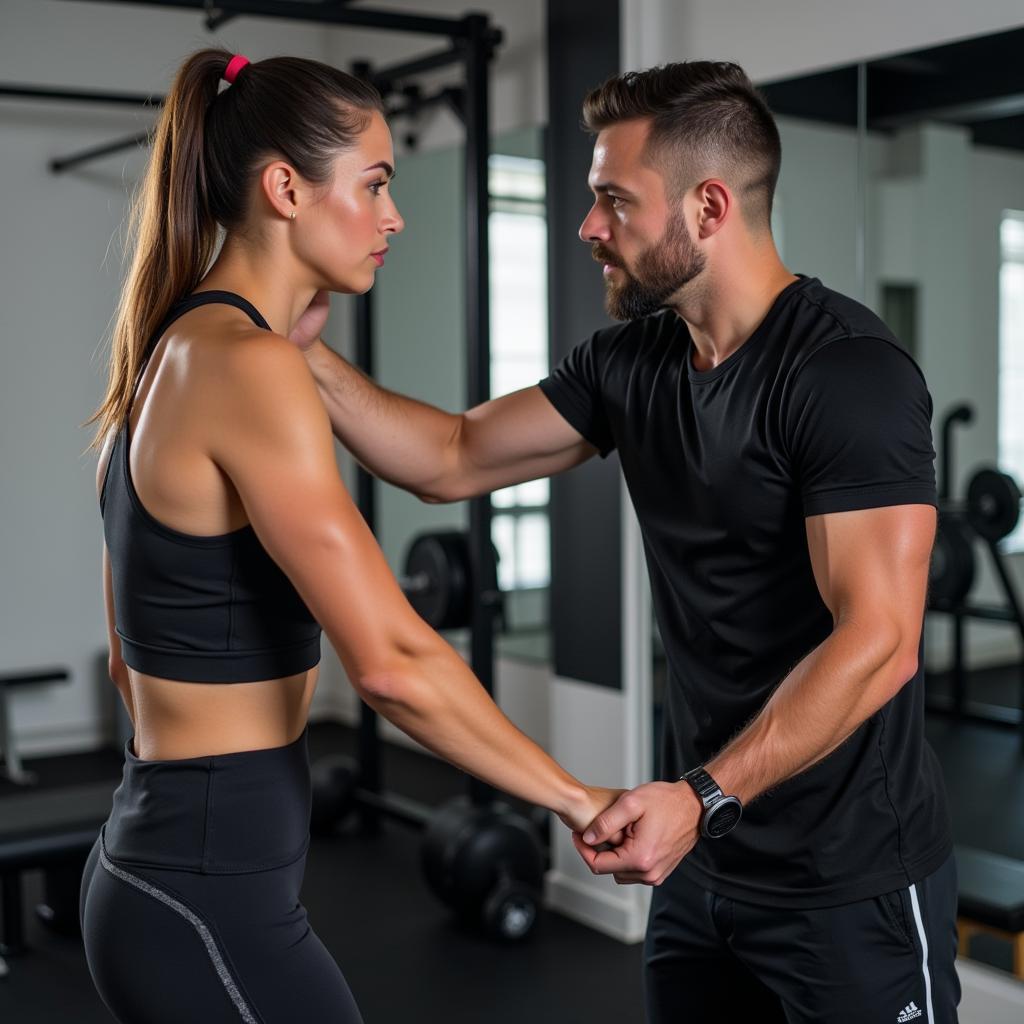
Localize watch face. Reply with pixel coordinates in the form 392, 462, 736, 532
705, 797, 742, 838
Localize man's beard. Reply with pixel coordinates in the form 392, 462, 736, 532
594, 209, 706, 321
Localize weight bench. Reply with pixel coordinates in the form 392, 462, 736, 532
0, 780, 116, 977
0, 666, 71, 785
956, 845, 1024, 978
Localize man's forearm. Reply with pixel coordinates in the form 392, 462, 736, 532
704, 622, 916, 806
304, 338, 462, 500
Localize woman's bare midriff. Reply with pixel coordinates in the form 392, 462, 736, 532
127, 665, 319, 761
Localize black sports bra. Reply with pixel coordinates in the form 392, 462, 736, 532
99, 290, 322, 683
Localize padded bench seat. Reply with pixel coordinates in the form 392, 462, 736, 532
955, 844, 1024, 978
0, 780, 115, 963
0, 667, 71, 785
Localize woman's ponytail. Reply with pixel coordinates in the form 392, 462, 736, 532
86, 49, 229, 449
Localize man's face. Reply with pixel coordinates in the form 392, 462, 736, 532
579, 119, 706, 320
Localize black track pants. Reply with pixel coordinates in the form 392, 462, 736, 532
79, 726, 363, 1024
644, 852, 960, 1024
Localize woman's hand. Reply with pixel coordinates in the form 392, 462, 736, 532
558, 784, 628, 840
288, 289, 331, 352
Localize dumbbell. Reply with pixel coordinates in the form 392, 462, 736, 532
421, 796, 545, 942
965, 467, 1022, 543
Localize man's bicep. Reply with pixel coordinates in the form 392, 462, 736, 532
451, 385, 598, 499
805, 504, 936, 636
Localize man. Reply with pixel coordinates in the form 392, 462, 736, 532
292, 61, 957, 1023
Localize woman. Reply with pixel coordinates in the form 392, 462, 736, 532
79, 50, 617, 1024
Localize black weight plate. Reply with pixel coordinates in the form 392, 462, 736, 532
928, 515, 975, 608
966, 468, 1022, 542
403, 531, 472, 629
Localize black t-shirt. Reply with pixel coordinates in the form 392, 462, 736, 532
538, 275, 952, 908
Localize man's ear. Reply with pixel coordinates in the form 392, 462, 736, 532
694, 179, 731, 239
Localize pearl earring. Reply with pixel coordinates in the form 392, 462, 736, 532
289, 212, 296, 220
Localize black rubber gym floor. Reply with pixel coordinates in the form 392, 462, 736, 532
1, 681, 1021, 1023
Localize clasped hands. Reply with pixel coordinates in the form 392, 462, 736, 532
563, 781, 703, 887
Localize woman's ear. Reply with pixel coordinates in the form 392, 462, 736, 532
259, 160, 301, 219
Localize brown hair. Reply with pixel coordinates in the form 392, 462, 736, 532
581, 61, 781, 231
85, 49, 383, 451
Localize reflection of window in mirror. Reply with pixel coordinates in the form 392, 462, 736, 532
998, 210, 1024, 551
488, 154, 550, 641
879, 283, 918, 360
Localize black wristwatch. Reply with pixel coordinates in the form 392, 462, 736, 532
681, 766, 743, 839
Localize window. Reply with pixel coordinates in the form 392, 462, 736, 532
998, 210, 1024, 550
488, 154, 550, 594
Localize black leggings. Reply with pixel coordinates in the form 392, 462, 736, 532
79, 725, 363, 1024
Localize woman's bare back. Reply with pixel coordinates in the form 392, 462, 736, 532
100, 303, 318, 761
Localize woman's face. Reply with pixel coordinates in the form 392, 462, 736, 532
297, 110, 404, 294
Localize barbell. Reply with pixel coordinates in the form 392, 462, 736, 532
398, 529, 501, 631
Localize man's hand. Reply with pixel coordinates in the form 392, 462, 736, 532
288, 289, 331, 352
572, 781, 702, 885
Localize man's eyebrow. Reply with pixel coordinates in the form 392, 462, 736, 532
591, 180, 633, 196
363, 161, 395, 178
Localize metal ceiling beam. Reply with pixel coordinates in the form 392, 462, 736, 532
0, 83, 162, 107
868, 55, 1024, 129
370, 44, 466, 94
50, 129, 152, 173
204, 0, 363, 31
57, 0, 476, 37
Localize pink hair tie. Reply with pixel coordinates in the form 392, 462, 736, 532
223, 54, 250, 85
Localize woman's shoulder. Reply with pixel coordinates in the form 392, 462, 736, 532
201, 325, 330, 450
212, 326, 316, 401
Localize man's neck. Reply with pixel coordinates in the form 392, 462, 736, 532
671, 251, 799, 373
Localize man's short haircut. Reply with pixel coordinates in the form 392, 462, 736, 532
582, 61, 782, 231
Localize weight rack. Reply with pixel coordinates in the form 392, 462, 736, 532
927, 403, 1024, 737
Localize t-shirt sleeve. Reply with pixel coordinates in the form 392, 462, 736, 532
537, 331, 616, 457
784, 336, 937, 517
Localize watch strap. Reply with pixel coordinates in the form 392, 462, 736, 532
682, 766, 724, 808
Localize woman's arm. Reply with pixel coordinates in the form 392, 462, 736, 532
96, 438, 136, 729
209, 332, 613, 831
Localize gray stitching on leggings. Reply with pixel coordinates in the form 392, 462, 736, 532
98, 845, 258, 1024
